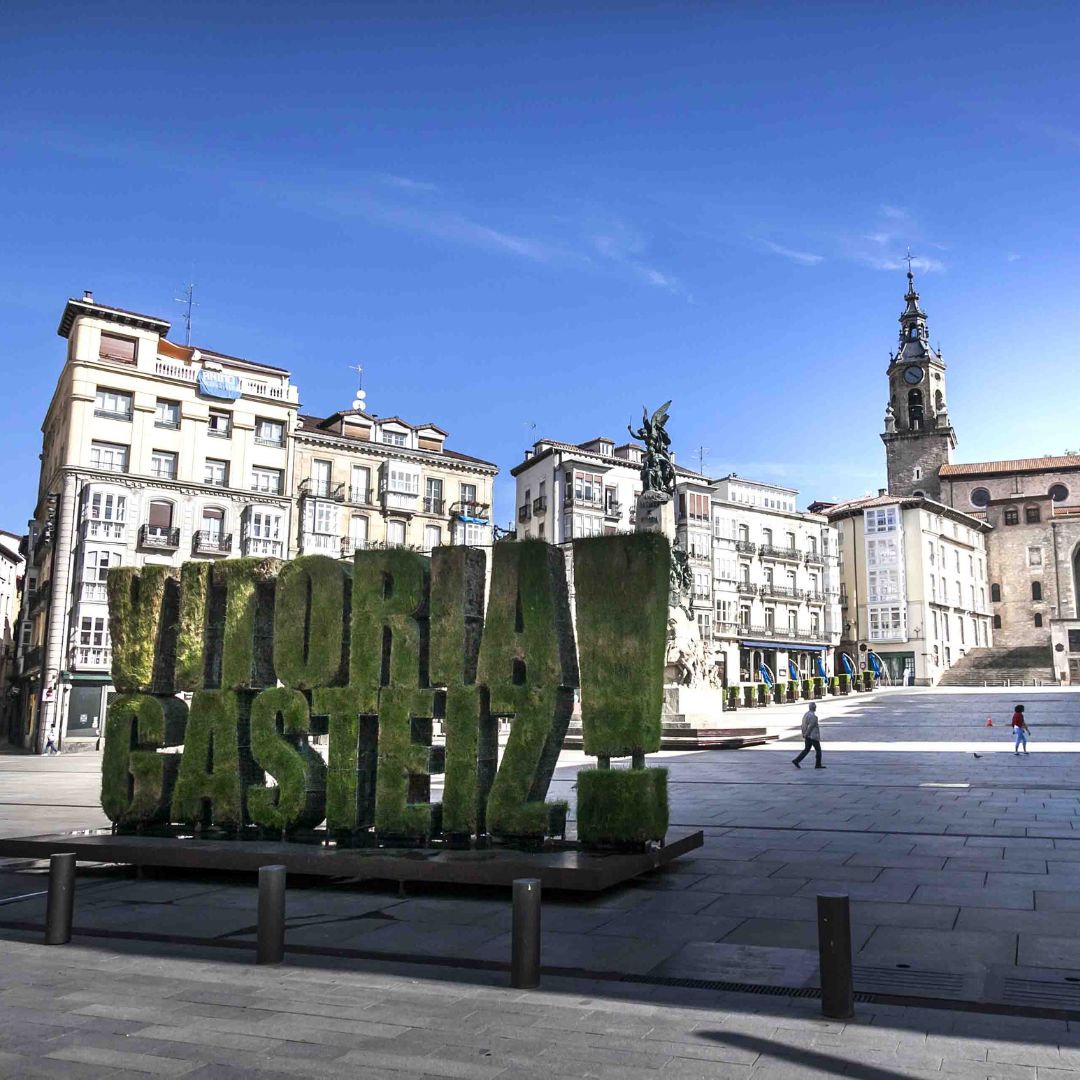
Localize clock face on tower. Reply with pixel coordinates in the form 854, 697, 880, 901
903, 366, 924, 385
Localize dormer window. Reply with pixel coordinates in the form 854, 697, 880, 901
382, 430, 407, 447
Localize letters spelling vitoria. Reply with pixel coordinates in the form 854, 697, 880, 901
101, 534, 671, 849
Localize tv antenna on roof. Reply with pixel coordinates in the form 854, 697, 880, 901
175, 283, 197, 347
349, 363, 369, 413
696, 445, 709, 475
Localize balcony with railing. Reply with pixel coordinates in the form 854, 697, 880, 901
518, 504, 531, 523
804, 591, 827, 604
736, 581, 758, 597
80, 581, 109, 603
152, 360, 293, 402
422, 497, 444, 516
193, 531, 233, 556
299, 478, 346, 502
805, 551, 826, 566
604, 500, 623, 520
348, 486, 375, 506
22, 645, 44, 672
82, 518, 126, 542
451, 500, 490, 521
713, 620, 741, 637
341, 536, 369, 557
532, 495, 548, 514
242, 534, 283, 558
762, 583, 802, 600
735, 539, 757, 555
71, 645, 111, 669
760, 544, 800, 562
30, 583, 52, 613
139, 525, 180, 550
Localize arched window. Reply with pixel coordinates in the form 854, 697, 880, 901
993, 614, 1002, 630
935, 390, 944, 412
1034, 613, 1044, 628
1025, 505, 1041, 524
970, 488, 991, 508
1032, 581, 1043, 602
990, 583, 1001, 603
908, 388, 924, 431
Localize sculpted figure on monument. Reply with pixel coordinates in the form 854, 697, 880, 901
628, 400, 676, 496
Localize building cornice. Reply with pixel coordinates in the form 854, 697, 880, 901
58, 298, 171, 338
293, 429, 498, 475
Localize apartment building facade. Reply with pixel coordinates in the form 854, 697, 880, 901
511, 438, 840, 685
711, 475, 841, 686
12, 294, 299, 751
826, 493, 993, 685
292, 411, 496, 558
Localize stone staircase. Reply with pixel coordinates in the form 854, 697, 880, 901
937, 645, 1055, 687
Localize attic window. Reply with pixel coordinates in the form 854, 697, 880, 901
382, 431, 407, 447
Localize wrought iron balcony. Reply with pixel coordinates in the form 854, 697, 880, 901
341, 536, 369, 556
804, 591, 826, 604
423, 497, 444, 515
299, 477, 346, 502
604, 500, 623, 519
762, 584, 801, 600
518, 504, 531, 523
22, 645, 43, 672
532, 496, 548, 513
736, 582, 758, 597
760, 544, 800, 562
805, 551, 826, 566
451, 500, 490, 520
193, 531, 233, 555
139, 525, 180, 550
349, 486, 375, 506
735, 539, 756, 555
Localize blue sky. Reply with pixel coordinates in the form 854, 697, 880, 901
3, 2, 1080, 530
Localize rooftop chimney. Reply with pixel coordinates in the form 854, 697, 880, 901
82, 290, 94, 303
878, 487, 887, 497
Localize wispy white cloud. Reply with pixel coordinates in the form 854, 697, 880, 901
591, 224, 681, 292
375, 173, 439, 193
759, 239, 824, 266
843, 207, 946, 273
881, 204, 909, 221
1007, 252, 1022, 263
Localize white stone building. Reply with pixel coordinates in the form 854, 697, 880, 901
511, 438, 841, 687
14, 293, 299, 751
711, 475, 842, 687
824, 492, 993, 685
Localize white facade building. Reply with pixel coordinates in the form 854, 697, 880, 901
826, 493, 993, 685
512, 440, 841, 687
14, 293, 299, 751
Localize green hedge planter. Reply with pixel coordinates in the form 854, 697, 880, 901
862, 670, 875, 691
725, 686, 739, 711
813, 677, 825, 700
107, 565, 180, 693
248, 687, 327, 833
743, 685, 755, 708
571, 534, 667, 758
802, 679, 813, 699
175, 562, 210, 691
273, 555, 351, 689
829, 676, 840, 695
773, 682, 784, 704
838, 673, 850, 694
478, 541, 576, 840
101, 694, 187, 827
373, 686, 437, 842
213, 559, 281, 690
430, 547, 490, 837
577, 768, 668, 848
350, 548, 430, 692
757, 683, 768, 706
171, 690, 261, 829
311, 686, 378, 834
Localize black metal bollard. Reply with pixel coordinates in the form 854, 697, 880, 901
511, 877, 541, 989
817, 893, 854, 1019
256, 864, 286, 965
44, 852, 76, 946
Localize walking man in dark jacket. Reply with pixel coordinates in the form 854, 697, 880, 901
792, 702, 824, 769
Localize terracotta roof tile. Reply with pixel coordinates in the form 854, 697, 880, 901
941, 456, 1080, 477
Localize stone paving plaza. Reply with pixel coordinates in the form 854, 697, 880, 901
5, 686, 1080, 1077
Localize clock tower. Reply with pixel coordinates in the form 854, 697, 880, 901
880, 267, 956, 500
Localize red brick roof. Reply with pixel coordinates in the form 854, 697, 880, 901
941, 456, 1080, 478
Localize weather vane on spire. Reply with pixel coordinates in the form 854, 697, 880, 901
904, 248, 916, 274
349, 363, 369, 413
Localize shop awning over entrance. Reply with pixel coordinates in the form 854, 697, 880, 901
739, 640, 825, 653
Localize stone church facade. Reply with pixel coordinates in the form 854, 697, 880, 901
881, 273, 1080, 682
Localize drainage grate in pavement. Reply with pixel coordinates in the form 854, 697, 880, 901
624, 973, 820, 999
1002, 976, 1080, 1011
854, 965, 967, 999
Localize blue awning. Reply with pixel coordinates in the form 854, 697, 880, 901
457, 515, 489, 525
740, 640, 825, 653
